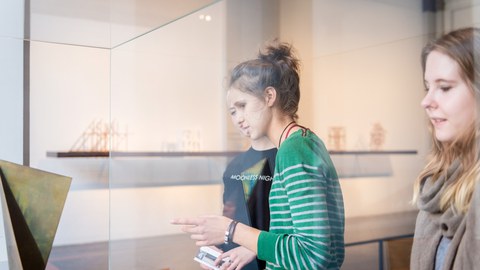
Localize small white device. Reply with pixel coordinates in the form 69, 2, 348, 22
194, 246, 229, 270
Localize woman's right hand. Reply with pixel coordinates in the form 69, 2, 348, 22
217, 246, 256, 270
171, 215, 232, 246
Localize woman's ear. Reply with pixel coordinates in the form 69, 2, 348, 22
264, 86, 277, 107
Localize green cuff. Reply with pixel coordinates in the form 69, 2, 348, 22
257, 231, 279, 262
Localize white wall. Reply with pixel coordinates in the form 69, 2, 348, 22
278, 0, 315, 127
30, 42, 111, 164
0, 0, 24, 267
110, 2, 226, 152
444, 0, 480, 31
313, 0, 430, 217
280, 0, 431, 217
225, 0, 280, 149
0, 7, 24, 166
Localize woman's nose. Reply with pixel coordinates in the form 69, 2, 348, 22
234, 114, 244, 125
421, 90, 435, 110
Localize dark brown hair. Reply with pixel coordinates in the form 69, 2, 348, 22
228, 40, 301, 120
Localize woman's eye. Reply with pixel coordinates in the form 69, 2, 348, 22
440, 86, 451, 92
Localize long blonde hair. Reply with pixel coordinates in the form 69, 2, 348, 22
413, 27, 480, 214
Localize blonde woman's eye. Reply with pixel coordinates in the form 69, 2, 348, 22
440, 86, 451, 92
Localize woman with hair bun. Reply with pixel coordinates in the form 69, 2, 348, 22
172, 40, 345, 270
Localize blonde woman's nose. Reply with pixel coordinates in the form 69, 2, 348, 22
421, 90, 436, 110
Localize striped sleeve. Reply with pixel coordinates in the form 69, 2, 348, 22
257, 131, 344, 270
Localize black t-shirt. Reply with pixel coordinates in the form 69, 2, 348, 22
221, 147, 277, 270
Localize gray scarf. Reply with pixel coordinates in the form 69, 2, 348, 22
411, 160, 480, 269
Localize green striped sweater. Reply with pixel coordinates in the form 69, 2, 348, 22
257, 129, 345, 270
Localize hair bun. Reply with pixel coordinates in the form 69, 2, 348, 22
258, 40, 299, 73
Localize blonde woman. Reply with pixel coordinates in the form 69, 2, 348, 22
411, 27, 480, 269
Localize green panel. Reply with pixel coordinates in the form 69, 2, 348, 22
0, 160, 71, 270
